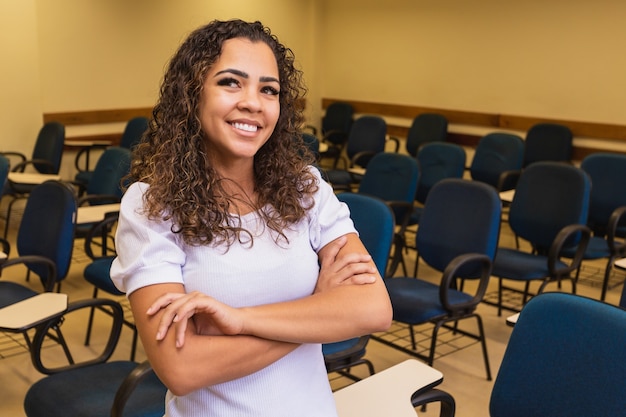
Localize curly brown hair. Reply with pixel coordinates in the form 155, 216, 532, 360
130, 19, 318, 247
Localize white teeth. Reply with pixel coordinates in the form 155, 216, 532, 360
232, 122, 258, 132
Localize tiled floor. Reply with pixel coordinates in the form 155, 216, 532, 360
1, 198, 624, 417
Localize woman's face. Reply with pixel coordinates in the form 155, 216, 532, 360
199, 37, 280, 170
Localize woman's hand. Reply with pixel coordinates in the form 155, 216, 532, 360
315, 235, 378, 293
146, 291, 242, 347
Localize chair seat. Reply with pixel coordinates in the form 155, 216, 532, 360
492, 248, 568, 281
84, 257, 123, 295
384, 278, 474, 324
24, 360, 166, 417
560, 236, 611, 260
0, 282, 38, 309
322, 338, 361, 356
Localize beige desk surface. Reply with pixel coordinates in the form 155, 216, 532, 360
0, 293, 68, 331
499, 189, 515, 203
615, 257, 626, 270
333, 359, 443, 417
76, 203, 120, 225
7, 172, 61, 185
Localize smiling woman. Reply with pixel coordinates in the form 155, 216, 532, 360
109, 19, 392, 417
199, 38, 281, 179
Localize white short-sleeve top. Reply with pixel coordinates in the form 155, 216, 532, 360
110, 168, 355, 417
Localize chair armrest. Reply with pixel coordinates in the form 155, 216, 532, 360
111, 360, 160, 417
84, 212, 119, 260
321, 129, 348, 145
387, 136, 400, 153
0, 237, 10, 261
0, 255, 57, 291
412, 388, 456, 417
11, 159, 56, 174
606, 205, 626, 254
350, 150, 378, 169
73, 144, 108, 172
0, 151, 27, 166
30, 298, 124, 375
497, 169, 521, 192
550, 224, 591, 276
303, 124, 317, 136
440, 253, 492, 313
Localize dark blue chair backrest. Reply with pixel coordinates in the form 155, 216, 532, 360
415, 142, 466, 203
300, 132, 320, 158
405, 113, 448, 157
344, 115, 387, 166
0, 154, 9, 189
490, 292, 626, 417
509, 162, 590, 249
470, 133, 524, 189
322, 102, 354, 144
32, 121, 65, 174
416, 179, 501, 275
17, 180, 77, 286
337, 192, 395, 277
358, 152, 420, 205
523, 123, 573, 167
86, 147, 132, 198
580, 152, 626, 235
119, 117, 149, 150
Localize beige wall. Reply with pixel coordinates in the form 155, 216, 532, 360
0, 0, 44, 154
1, 0, 317, 156
2, 0, 626, 160
318, 0, 626, 125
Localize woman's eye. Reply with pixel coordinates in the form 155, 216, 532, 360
262, 86, 280, 96
217, 77, 240, 88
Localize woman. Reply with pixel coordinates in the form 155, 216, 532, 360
111, 19, 392, 416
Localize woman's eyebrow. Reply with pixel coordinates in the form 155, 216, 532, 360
215, 68, 278, 84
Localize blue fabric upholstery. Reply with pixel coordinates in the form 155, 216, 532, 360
322, 192, 395, 378
404, 113, 448, 157
470, 132, 524, 191
523, 123, 573, 167
379, 179, 501, 380
84, 257, 122, 295
559, 152, 626, 300
491, 162, 591, 314
119, 116, 149, 150
490, 292, 626, 417
414, 142, 466, 205
84, 146, 132, 199
325, 116, 387, 188
318, 102, 354, 168
27, 121, 66, 175
23, 298, 166, 417
356, 152, 420, 276
14, 180, 77, 287
507, 162, 589, 250
24, 361, 165, 417
386, 278, 474, 323
2, 122, 66, 237
358, 152, 419, 205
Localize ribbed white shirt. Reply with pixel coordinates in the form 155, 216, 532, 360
110, 169, 355, 416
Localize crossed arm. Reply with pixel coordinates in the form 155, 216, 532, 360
128, 233, 392, 396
